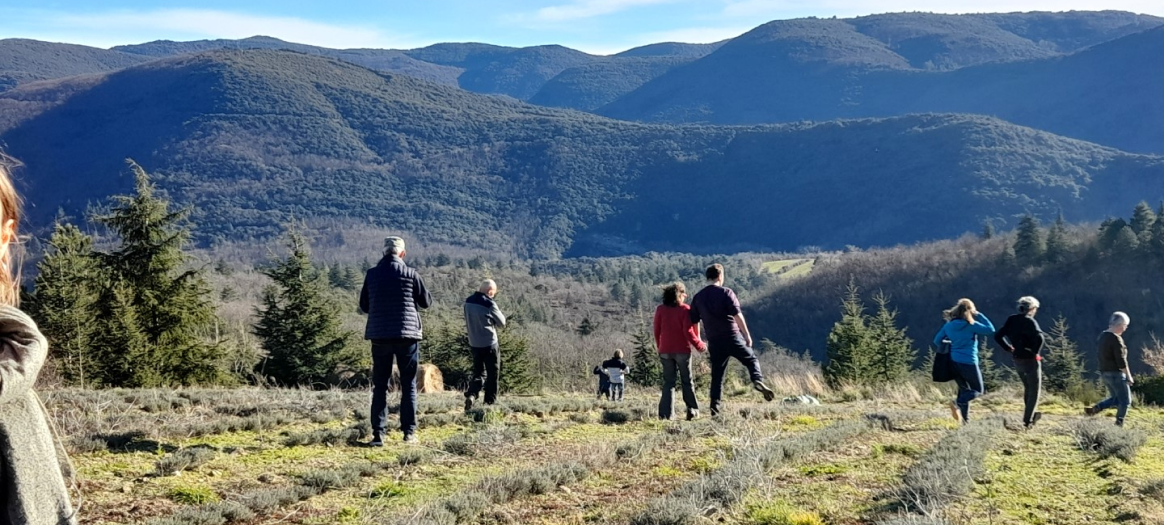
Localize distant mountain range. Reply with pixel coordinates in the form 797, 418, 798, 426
598, 14, 1164, 154
1, 49, 1161, 258
3, 12, 1159, 138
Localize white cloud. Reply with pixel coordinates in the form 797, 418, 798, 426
533, 0, 683, 22
721, 0, 1164, 19
44, 9, 420, 49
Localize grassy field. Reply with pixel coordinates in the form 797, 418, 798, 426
45, 383, 1164, 525
762, 259, 815, 279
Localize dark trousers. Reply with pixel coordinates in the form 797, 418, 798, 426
708, 334, 764, 415
466, 344, 500, 404
371, 339, 419, 436
953, 361, 984, 422
597, 377, 610, 399
659, 353, 698, 419
1014, 358, 1042, 425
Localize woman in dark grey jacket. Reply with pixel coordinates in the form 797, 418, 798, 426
993, 296, 1045, 428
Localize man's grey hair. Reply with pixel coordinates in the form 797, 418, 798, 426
1017, 296, 1040, 313
1110, 311, 1130, 327
479, 279, 497, 293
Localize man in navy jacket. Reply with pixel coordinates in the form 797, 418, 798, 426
359, 236, 432, 445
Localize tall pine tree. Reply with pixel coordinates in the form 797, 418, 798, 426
26, 223, 102, 387
1013, 214, 1045, 266
866, 291, 914, 383
1044, 211, 1069, 264
254, 230, 357, 386
824, 280, 872, 386
1130, 201, 1156, 236
1042, 315, 1087, 395
628, 316, 662, 387
498, 326, 538, 394
1149, 203, 1164, 260
92, 161, 223, 386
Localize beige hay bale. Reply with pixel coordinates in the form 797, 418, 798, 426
417, 363, 444, 393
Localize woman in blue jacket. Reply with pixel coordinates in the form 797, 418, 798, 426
933, 298, 995, 423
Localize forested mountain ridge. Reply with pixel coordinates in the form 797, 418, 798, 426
0, 9, 1138, 115
0, 39, 151, 92
1, 49, 1162, 258
598, 17, 1164, 154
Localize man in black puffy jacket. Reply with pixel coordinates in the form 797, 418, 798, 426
359, 236, 432, 445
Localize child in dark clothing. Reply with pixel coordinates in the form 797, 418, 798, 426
593, 365, 611, 400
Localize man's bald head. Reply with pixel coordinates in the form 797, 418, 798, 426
480, 279, 498, 297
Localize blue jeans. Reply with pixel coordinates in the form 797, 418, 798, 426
953, 362, 984, 422
1093, 371, 1132, 425
610, 382, 624, 401
371, 339, 420, 436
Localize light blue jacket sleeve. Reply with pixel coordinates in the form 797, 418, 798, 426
969, 312, 996, 335
933, 323, 948, 347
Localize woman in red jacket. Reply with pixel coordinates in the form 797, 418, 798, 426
654, 282, 706, 420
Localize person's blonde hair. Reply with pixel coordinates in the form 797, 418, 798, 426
613, 349, 624, 359
0, 157, 22, 307
943, 298, 976, 323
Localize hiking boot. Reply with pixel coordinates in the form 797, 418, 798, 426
752, 380, 776, 402
1026, 411, 1042, 429
464, 393, 474, 412
368, 432, 384, 448
949, 401, 963, 424
686, 408, 699, 421
403, 433, 418, 443
1084, 406, 1098, 416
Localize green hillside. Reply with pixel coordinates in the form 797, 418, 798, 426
403, 43, 598, 99
0, 39, 150, 92
529, 56, 692, 110
599, 17, 1164, 154
1, 50, 1162, 258
113, 35, 464, 86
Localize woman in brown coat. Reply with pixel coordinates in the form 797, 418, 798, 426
0, 158, 77, 523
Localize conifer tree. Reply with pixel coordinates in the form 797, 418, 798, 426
1130, 201, 1156, 236
94, 160, 223, 386
1098, 218, 1129, 251
498, 327, 538, 394
576, 316, 597, 337
90, 281, 155, 387
824, 280, 872, 386
1151, 203, 1164, 259
254, 230, 357, 386
628, 317, 662, 387
866, 291, 914, 383
1013, 214, 1044, 265
26, 223, 103, 387
1111, 223, 1139, 256
1043, 315, 1087, 395
1044, 211, 1069, 264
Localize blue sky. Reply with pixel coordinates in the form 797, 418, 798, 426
4, 0, 1162, 55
